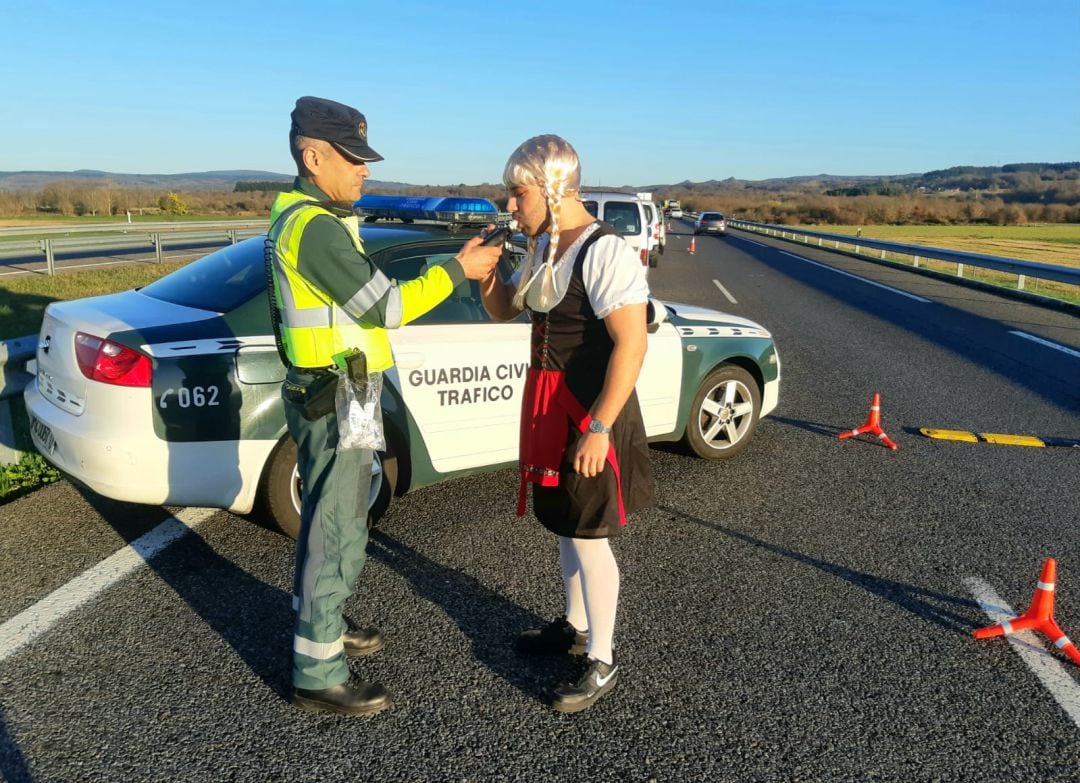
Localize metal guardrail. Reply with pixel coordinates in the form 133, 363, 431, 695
0, 227, 265, 274
726, 219, 1080, 291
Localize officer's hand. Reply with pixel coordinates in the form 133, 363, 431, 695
456, 236, 502, 281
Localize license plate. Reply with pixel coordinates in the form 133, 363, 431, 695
29, 415, 56, 454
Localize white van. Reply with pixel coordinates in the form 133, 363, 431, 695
640, 201, 665, 268
579, 190, 650, 270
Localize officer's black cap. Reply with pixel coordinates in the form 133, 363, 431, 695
290, 96, 384, 163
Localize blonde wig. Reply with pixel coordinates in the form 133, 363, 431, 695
502, 135, 581, 310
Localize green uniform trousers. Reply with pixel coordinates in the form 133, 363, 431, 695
283, 368, 373, 691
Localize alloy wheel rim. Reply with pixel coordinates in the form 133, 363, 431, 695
696, 379, 754, 449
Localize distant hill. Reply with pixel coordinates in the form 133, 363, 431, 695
0, 169, 293, 191
2, 163, 1077, 204
0, 168, 421, 193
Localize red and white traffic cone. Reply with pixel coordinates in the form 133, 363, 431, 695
837, 392, 898, 450
974, 558, 1080, 665
688, 237, 696, 255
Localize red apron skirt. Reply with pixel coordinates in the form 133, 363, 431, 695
517, 367, 626, 527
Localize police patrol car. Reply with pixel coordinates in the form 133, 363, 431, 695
24, 196, 780, 539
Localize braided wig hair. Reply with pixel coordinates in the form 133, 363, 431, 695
502, 135, 581, 309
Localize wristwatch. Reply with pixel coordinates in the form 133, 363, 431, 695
588, 417, 612, 435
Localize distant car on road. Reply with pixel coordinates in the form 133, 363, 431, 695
694, 212, 727, 236
669, 207, 684, 219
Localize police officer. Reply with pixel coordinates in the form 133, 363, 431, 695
268, 96, 500, 716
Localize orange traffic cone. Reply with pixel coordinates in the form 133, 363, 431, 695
688, 237, 696, 255
837, 392, 898, 450
974, 558, 1080, 665
667, 221, 673, 232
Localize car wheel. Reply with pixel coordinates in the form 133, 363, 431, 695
682, 365, 761, 460
648, 250, 659, 268
259, 433, 399, 539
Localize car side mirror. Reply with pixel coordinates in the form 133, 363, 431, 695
646, 297, 667, 333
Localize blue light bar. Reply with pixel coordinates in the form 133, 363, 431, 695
355, 195, 498, 223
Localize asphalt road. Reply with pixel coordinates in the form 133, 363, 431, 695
1, 221, 1078, 782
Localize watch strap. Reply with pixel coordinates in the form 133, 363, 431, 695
589, 417, 611, 434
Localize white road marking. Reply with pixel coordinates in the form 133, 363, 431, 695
712, 279, 738, 304
735, 236, 769, 248
1009, 331, 1080, 360
0, 507, 217, 662
964, 576, 1080, 728
779, 250, 931, 303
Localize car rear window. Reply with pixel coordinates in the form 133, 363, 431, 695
702, 213, 725, 221
139, 238, 265, 313
582, 200, 640, 235
601, 202, 640, 236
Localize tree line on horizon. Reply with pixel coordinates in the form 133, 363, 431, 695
3, 162, 1078, 225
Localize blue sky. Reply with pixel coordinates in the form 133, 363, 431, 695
3, 0, 1078, 186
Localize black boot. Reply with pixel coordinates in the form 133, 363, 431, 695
343, 627, 383, 657
550, 654, 618, 713
515, 617, 587, 655
291, 680, 392, 716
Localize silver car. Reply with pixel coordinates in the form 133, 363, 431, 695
694, 212, 727, 236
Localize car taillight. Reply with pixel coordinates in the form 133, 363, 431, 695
74, 332, 152, 387
640, 248, 648, 265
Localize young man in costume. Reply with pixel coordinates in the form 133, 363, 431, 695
480, 135, 654, 713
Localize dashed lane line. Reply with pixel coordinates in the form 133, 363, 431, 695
712, 279, 738, 304
964, 576, 1080, 728
0, 507, 217, 662
1010, 330, 1080, 360
778, 250, 932, 303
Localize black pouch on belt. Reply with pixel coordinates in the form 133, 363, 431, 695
344, 350, 368, 397
284, 372, 338, 421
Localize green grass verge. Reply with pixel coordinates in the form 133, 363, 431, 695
808, 224, 1080, 266
0, 452, 60, 504
758, 226, 1080, 306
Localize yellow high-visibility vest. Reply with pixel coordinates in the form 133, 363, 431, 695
268, 191, 395, 371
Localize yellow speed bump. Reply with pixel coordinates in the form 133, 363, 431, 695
978, 433, 1045, 448
919, 428, 1080, 448
920, 428, 978, 443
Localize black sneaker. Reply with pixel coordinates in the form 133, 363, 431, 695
550, 654, 618, 713
515, 617, 587, 655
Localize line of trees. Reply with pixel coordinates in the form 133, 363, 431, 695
3, 177, 1080, 226
0, 181, 282, 218
672, 192, 1080, 226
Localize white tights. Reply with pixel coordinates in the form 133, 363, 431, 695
559, 535, 620, 665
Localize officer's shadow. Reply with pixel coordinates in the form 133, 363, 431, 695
79, 491, 295, 700
367, 531, 562, 701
